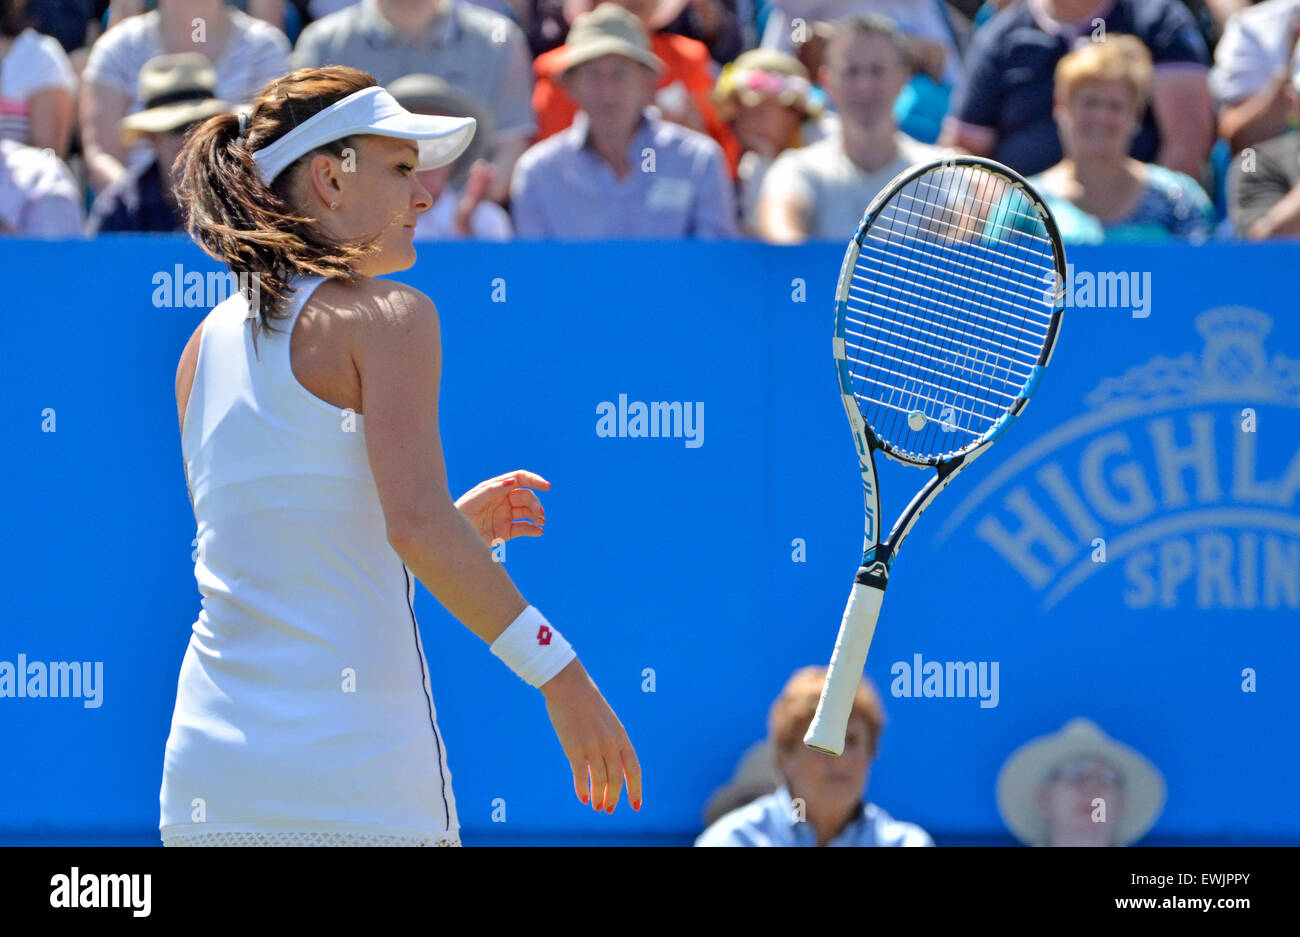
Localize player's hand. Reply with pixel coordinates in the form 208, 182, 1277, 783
454, 470, 549, 547
541, 659, 643, 814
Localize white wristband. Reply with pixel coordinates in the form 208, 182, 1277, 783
489, 605, 576, 688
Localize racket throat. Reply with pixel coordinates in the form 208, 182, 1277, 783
856, 551, 892, 591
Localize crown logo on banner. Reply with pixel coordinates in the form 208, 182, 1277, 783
1083, 307, 1300, 412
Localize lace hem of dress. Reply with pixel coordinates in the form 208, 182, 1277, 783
161, 830, 461, 847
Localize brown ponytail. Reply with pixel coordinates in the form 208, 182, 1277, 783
174, 66, 384, 349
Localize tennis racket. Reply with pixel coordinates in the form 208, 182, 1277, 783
804, 155, 1066, 756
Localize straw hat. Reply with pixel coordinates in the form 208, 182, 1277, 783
996, 718, 1166, 846
119, 53, 232, 146
560, 3, 665, 77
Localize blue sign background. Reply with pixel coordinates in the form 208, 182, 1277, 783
2, 238, 1296, 844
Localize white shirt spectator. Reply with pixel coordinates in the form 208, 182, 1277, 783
1209, 0, 1300, 107
413, 187, 513, 240
0, 28, 76, 145
82, 8, 290, 111
759, 128, 940, 240
0, 138, 84, 236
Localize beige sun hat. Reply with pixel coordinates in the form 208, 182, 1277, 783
996, 718, 1166, 846
560, 3, 665, 77
119, 53, 233, 146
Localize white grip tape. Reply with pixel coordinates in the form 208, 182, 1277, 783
804, 581, 886, 756
489, 605, 576, 688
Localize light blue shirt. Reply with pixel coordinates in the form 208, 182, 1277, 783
510, 109, 736, 239
694, 786, 934, 847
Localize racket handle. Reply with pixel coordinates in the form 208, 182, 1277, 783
804, 580, 886, 756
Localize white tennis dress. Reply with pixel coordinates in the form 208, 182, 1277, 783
161, 274, 460, 847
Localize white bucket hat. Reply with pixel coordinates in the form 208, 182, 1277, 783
249, 85, 477, 185
996, 718, 1166, 846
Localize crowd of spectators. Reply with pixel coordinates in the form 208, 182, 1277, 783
2, 0, 1300, 243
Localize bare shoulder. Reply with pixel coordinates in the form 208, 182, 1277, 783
312, 276, 439, 333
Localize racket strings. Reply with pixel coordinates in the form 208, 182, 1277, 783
854, 237, 1051, 338
848, 265, 1047, 348
843, 321, 1026, 392
876, 182, 1057, 334
863, 194, 1056, 293
842, 164, 1058, 461
844, 309, 1033, 383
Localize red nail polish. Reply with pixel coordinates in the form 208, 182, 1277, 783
633, 800, 641, 811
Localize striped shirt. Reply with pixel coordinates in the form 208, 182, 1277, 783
0, 29, 76, 145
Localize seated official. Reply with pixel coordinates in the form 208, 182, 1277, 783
695, 666, 933, 847
510, 3, 734, 238
87, 53, 232, 234
997, 718, 1166, 847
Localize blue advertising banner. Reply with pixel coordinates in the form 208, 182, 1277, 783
1, 237, 1295, 844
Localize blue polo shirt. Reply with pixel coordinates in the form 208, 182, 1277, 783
509, 109, 736, 239
950, 0, 1209, 176
694, 786, 934, 847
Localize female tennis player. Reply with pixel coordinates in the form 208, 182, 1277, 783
161, 65, 641, 846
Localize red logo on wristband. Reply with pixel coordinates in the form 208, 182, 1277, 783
537, 625, 552, 646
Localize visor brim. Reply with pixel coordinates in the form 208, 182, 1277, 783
368, 113, 478, 171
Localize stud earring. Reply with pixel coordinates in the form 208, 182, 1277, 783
329, 200, 339, 211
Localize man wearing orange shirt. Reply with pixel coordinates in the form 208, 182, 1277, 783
532, 0, 741, 176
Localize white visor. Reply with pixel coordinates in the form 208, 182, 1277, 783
250, 85, 477, 185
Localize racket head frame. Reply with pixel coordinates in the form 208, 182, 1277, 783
833, 155, 1068, 579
